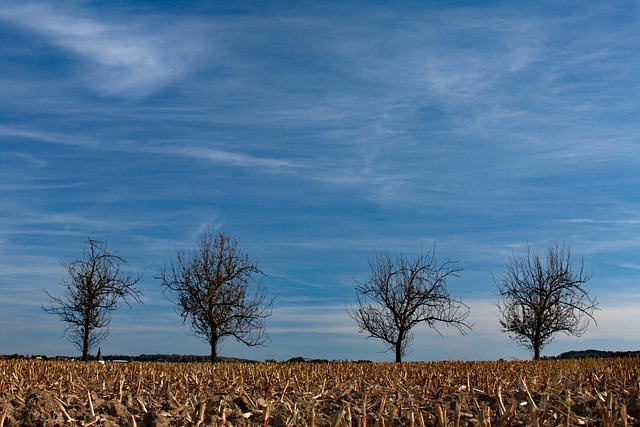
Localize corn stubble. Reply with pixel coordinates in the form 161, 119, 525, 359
0, 358, 639, 426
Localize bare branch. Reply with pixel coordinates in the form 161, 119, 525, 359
347, 245, 472, 362
493, 240, 598, 360
157, 227, 274, 362
43, 238, 143, 360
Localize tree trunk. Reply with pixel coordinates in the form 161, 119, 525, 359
395, 340, 403, 363
82, 322, 90, 361
533, 323, 542, 360
210, 339, 218, 363
533, 343, 540, 360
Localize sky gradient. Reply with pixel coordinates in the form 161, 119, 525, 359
1, 1, 640, 362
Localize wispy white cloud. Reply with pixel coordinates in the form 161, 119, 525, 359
2, 1, 640, 360
556, 218, 640, 226
0, 2, 208, 97
0, 124, 62, 144
168, 145, 304, 173
616, 262, 640, 271
268, 305, 354, 335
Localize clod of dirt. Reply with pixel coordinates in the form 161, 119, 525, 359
272, 413, 287, 427
19, 391, 66, 426
144, 410, 173, 427
103, 400, 133, 419
625, 397, 640, 418
233, 396, 251, 413
0, 402, 15, 426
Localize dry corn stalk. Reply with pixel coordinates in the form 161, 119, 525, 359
435, 404, 447, 427
2, 358, 640, 426
54, 396, 75, 423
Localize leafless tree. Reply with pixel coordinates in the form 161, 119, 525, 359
43, 238, 143, 361
157, 228, 273, 362
347, 247, 471, 362
494, 241, 598, 360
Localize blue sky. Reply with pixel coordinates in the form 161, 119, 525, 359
1, 0, 640, 362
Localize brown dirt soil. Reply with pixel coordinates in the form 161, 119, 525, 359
1, 358, 639, 426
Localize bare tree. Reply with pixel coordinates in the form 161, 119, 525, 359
347, 247, 471, 362
157, 228, 273, 362
494, 241, 598, 360
43, 238, 143, 361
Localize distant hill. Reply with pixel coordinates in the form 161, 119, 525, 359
554, 349, 640, 359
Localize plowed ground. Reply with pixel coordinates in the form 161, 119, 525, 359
1, 358, 639, 426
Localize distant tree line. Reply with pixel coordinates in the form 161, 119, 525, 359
6, 349, 640, 362
99, 354, 258, 363
552, 350, 640, 360
39, 224, 599, 362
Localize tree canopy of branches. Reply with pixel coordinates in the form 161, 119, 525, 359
494, 241, 598, 360
347, 247, 472, 362
43, 238, 143, 361
157, 228, 273, 362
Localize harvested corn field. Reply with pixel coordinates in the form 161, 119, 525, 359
1, 358, 639, 426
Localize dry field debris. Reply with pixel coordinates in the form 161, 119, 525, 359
1, 358, 639, 426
